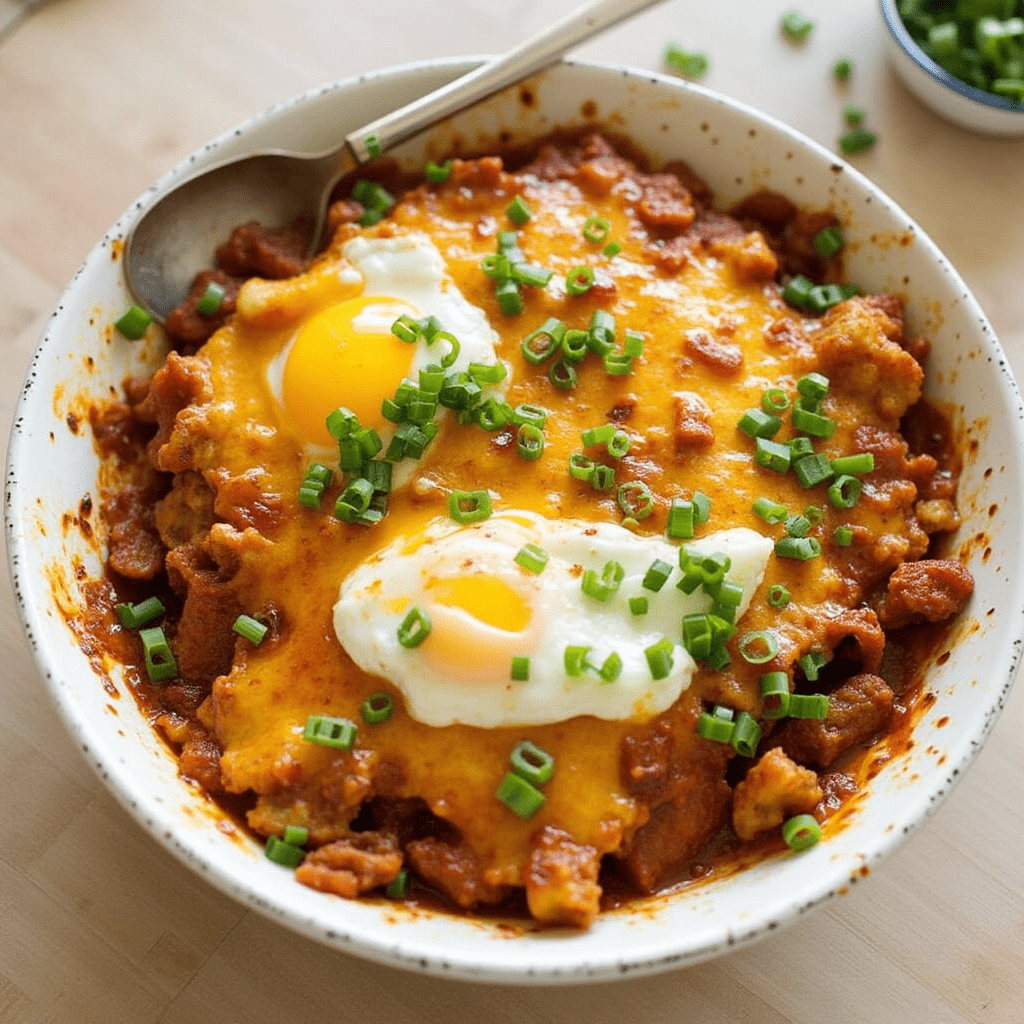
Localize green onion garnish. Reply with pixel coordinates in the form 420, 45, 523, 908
397, 606, 431, 648
775, 535, 822, 560
782, 814, 821, 851
799, 651, 828, 681
566, 266, 595, 296
386, 869, 408, 898
561, 328, 590, 363
510, 741, 554, 785
738, 629, 779, 664
617, 481, 654, 520
583, 216, 611, 243
265, 835, 305, 868
828, 474, 862, 509
495, 278, 524, 316
589, 464, 615, 491
731, 711, 762, 757
788, 693, 830, 720
511, 403, 549, 429
139, 626, 178, 682
739, 408, 783, 439
360, 692, 394, 724
664, 43, 711, 79
599, 651, 623, 683
448, 489, 492, 524
116, 596, 164, 630
767, 583, 791, 608
629, 595, 649, 616
425, 160, 453, 183
833, 57, 852, 81
196, 280, 225, 316
781, 9, 814, 42
755, 438, 792, 475
838, 129, 876, 154
521, 318, 564, 364
835, 525, 854, 546
303, 714, 357, 750
233, 614, 268, 645
642, 558, 674, 592
114, 305, 153, 340
548, 359, 577, 391
569, 453, 595, 481
364, 134, 383, 158
514, 543, 549, 575
844, 105, 865, 127
752, 497, 788, 525
794, 453, 834, 488
761, 387, 790, 414
697, 705, 735, 742
511, 655, 530, 681
581, 560, 625, 602
607, 430, 631, 460
760, 671, 791, 719
812, 226, 845, 259
831, 452, 874, 475
506, 195, 532, 226
644, 638, 674, 680
603, 240, 623, 257
516, 423, 544, 461
495, 771, 545, 819
564, 645, 592, 676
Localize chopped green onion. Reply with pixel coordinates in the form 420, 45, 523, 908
789, 693, 830, 720
752, 497, 788, 525
510, 741, 554, 785
603, 240, 623, 257
838, 129, 876, 154
116, 596, 164, 630
326, 406, 359, 440
599, 651, 623, 683
282, 824, 308, 847
467, 362, 507, 387
799, 650, 828, 682
667, 498, 695, 539
738, 629, 779, 665
604, 353, 633, 376
782, 814, 822, 851
581, 560, 625, 602
739, 408, 783, 439
365, 134, 383, 158
448, 489, 492, 524
803, 504, 825, 525
495, 771, 545, 819
521, 318, 565, 364
664, 43, 710, 79
761, 387, 791, 414
844, 105, 865, 127
643, 558, 674, 592
617, 481, 654, 520
568, 453, 595, 481
114, 305, 153, 340
697, 705, 735, 742
481, 253, 512, 280
303, 714, 357, 750
629, 595, 649, 616
515, 543, 549, 575
731, 711, 762, 757
835, 525, 854, 546
566, 266, 595, 296
691, 491, 712, 524
506, 195, 532, 226
833, 57, 852, 81
265, 835, 305, 868
386, 869, 408, 898
623, 330, 645, 358
397, 606, 431, 648
794, 453, 834, 488
560, 328, 590, 364
548, 358, 577, 391
767, 583, 791, 608
564, 645, 592, 676
589, 463, 616, 491
812, 226, 845, 259
607, 430, 631, 459
511, 655, 530, 681
792, 402, 836, 440
361, 692, 394, 724
644, 638, 675, 680
828, 474, 862, 509
196, 280, 225, 316
516, 423, 545, 461
582, 423, 616, 448
139, 626, 177, 682
775, 535, 822, 560
796, 372, 829, 402
425, 160, 453, 183
476, 396, 510, 431
233, 614, 268, 644
588, 310, 616, 353
583, 216, 611, 243
831, 452, 874, 475
785, 513, 812, 538
351, 178, 393, 212
782, 274, 815, 309
789, 436, 814, 459
781, 9, 814, 42
511, 403, 549, 428
755, 438, 792, 475
760, 671, 791, 719
511, 263, 553, 288
495, 278, 524, 316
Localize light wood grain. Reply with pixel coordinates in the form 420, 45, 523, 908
2, 1, 1023, 1021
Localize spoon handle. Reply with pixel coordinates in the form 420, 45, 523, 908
346, 0, 668, 162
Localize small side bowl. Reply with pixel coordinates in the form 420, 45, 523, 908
880, 0, 1024, 135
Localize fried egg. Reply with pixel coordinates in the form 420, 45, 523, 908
333, 511, 773, 727
265, 233, 506, 455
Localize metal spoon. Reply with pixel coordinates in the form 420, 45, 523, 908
125, 0, 667, 322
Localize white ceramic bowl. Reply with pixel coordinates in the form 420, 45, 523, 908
6, 58, 1024, 984
880, 0, 1024, 136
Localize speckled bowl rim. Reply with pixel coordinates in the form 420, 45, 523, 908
879, 0, 1024, 115
6, 56, 1024, 984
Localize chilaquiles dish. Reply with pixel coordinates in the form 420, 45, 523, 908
81, 134, 973, 928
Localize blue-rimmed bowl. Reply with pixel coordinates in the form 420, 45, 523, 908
881, 0, 1024, 135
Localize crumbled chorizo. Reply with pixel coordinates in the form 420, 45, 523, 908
215, 218, 310, 279
525, 826, 602, 929
878, 559, 974, 630
636, 173, 696, 230
683, 328, 743, 376
776, 674, 895, 769
821, 608, 886, 675
732, 747, 822, 841
406, 836, 508, 909
672, 391, 715, 450
165, 270, 241, 351
295, 832, 403, 898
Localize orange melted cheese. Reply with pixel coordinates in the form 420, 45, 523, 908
160, 156, 926, 895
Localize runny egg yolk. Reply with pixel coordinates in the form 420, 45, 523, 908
281, 295, 417, 446
419, 575, 535, 685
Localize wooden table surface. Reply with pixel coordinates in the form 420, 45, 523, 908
2, 1, 1023, 1020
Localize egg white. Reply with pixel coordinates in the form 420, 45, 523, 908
333, 511, 773, 728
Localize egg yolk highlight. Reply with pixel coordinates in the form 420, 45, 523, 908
421, 575, 534, 684
282, 296, 417, 446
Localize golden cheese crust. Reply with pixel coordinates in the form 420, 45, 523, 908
89, 134, 970, 929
